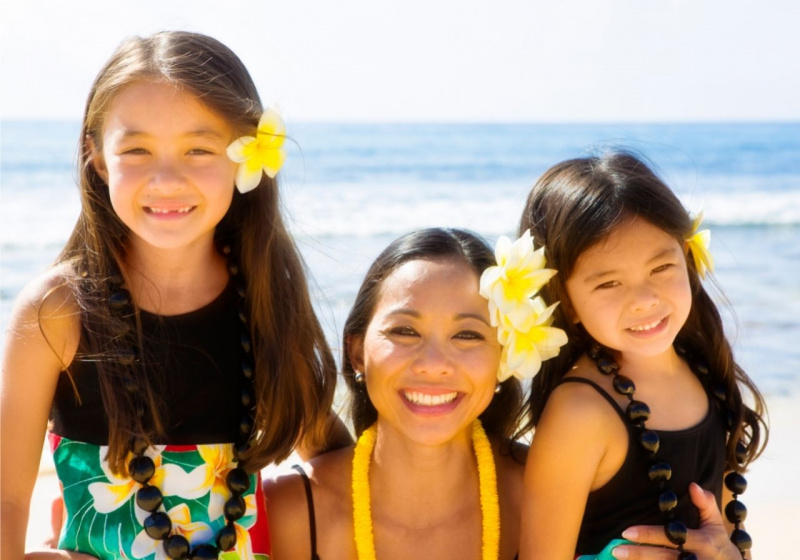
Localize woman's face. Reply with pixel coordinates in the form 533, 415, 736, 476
350, 258, 502, 447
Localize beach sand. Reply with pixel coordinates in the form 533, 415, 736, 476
25, 395, 794, 558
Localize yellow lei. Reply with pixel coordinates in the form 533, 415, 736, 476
351, 420, 500, 559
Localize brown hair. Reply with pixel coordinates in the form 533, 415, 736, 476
55, 31, 336, 474
518, 151, 767, 470
341, 228, 523, 440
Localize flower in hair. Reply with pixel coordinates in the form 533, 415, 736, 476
480, 231, 568, 381
226, 106, 287, 193
686, 212, 714, 278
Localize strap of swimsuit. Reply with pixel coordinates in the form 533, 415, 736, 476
292, 464, 320, 560
557, 377, 629, 426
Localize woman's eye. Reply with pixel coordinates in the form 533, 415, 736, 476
388, 326, 418, 337
455, 330, 485, 341
595, 280, 620, 290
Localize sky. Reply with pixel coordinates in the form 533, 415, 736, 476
1, 0, 799, 122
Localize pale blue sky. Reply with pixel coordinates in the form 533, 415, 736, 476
1, 0, 798, 122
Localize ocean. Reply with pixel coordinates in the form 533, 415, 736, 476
2, 121, 798, 397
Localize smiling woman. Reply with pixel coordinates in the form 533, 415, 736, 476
265, 228, 528, 559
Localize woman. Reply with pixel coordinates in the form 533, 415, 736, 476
266, 228, 527, 559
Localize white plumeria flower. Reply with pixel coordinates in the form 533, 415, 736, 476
686, 211, 714, 278
130, 504, 213, 560
480, 231, 569, 382
226, 106, 287, 193
479, 230, 557, 328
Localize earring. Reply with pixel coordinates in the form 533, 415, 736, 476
494, 383, 502, 394
354, 371, 365, 384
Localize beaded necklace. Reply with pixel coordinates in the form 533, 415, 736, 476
351, 420, 500, 560
588, 343, 751, 558
107, 244, 256, 559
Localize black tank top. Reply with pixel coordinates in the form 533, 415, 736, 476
50, 280, 245, 445
561, 377, 728, 556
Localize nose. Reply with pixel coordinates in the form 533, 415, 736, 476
148, 157, 186, 194
412, 337, 455, 376
630, 283, 660, 313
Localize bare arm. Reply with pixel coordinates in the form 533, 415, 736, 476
1, 272, 79, 558
519, 383, 618, 560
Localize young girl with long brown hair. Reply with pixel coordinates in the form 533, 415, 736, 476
1, 31, 342, 559
517, 152, 768, 559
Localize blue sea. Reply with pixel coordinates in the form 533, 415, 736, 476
2, 122, 799, 397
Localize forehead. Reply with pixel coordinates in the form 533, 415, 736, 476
103, 80, 232, 137
375, 258, 481, 308
575, 217, 680, 270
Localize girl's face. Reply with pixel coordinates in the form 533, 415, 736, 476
350, 258, 501, 447
565, 216, 692, 361
92, 81, 238, 253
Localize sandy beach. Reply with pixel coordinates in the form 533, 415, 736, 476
24, 394, 795, 558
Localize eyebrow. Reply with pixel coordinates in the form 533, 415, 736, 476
387, 308, 492, 327
115, 129, 227, 141
582, 246, 680, 282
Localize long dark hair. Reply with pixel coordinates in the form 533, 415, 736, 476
341, 227, 524, 441
54, 31, 336, 474
518, 151, 767, 470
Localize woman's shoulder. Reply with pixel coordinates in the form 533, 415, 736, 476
265, 446, 354, 509
264, 447, 355, 558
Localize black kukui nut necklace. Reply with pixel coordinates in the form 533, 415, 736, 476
588, 343, 752, 559
108, 245, 256, 560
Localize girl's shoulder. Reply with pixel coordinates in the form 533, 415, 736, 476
6, 263, 82, 366
537, 354, 629, 445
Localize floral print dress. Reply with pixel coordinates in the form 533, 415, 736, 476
50, 434, 270, 560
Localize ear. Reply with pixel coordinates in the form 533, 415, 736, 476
85, 135, 109, 183
563, 299, 580, 325
346, 334, 366, 375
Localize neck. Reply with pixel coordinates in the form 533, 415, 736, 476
369, 421, 479, 527
123, 236, 229, 314
614, 345, 683, 381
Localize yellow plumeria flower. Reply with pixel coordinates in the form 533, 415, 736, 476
686, 211, 714, 278
479, 230, 557, 329
497, 297, 568, 381
227, 106, 287, 193
480, 231, 568, 382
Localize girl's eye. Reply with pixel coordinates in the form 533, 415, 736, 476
121, 148, 149, 155
187, 148, 214, 156
652, 263, 674, 273
455, 330, 485, 341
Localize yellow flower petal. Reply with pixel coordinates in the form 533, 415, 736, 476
226, 136, 257, 163
227, 106, 288, 193
88, 479, 136, 514
234, 522, 256, 560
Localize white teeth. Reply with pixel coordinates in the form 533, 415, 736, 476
403, 391, 458, 406
148, 206, 193, 214
629, 318, 663, 332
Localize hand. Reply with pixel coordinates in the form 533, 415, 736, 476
23, 496, 95, 559
611, 483, 741, 559
43, 494, 64, 548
